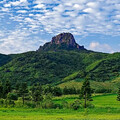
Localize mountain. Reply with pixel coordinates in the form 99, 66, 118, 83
38, 33, 85, 51
0, 33, 119, 88
0, 54, 12, 67
60, 52, 120, 83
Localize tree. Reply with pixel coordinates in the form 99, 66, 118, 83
31, 83, 43, 106
0, 82, 3, 98
15, 81, 20, 91
7, 92, 18, 101
117, 87, 120, 101
7, 92, 18, 106
80, 79, 92, 108
63, 86, 68, 95
53, 87, 62, 96
71, 99, 81, 110
3, 80, 11, 98
18, 82, 28, 105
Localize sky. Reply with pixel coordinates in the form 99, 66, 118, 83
0, 0, 120, 54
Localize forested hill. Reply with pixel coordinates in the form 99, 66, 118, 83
0, 33, 119, 86
0, 54, 12, 67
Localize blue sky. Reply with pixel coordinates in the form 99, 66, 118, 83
0, 0, 120, 54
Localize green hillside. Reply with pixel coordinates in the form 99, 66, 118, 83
59, 52, 120, 83
0, 32, 119, 87
86, 53, 120, 82
0, 54, 12, 67
0, 50, 108, 85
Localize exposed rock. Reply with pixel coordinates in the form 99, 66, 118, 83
38, 33, 85, 51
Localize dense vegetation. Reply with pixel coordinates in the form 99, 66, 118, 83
0, 48, 120, 119
0, 50, 119, 95
0, 94, 120, 120
0, 50, 108, 85
0, 54, 12, 67
0, 79, 120, 110
0, 80, 76, 108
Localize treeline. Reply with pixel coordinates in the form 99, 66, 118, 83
0, 80, 120, 109
0, 80, 81, 108
86, 58, 120, 82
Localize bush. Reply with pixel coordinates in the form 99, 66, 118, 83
53, 103, 63, 109
0, 99, 4, 106
25, 102, 36, 108
95, 88, 112, 93
70, 99, 81, 110
42, 100, 54, 109
62, 100, 68, 109
7, 93, 18, 101
81, 102, 94, 108
87, 103, 95, 108
8, 100, 15, 107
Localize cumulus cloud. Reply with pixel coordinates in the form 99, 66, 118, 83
0, 0, 120, 53
0, 28, 45, 54
1, 0, 120, 35
10, 0, 28, 6
17, 10, 27, 13
89, 42, 114, 53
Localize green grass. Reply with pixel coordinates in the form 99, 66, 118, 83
0, 94, 120, 120
58, 80, 120, 93
92, 94, 120, 108
86, 60, 102, 72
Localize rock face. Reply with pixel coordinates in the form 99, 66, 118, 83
38, 33, 85, 51
51, 33, 76, 46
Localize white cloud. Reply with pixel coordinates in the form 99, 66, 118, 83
0, 0, 120, 54
0, 0, 6, 4
1, 7, 10, 12
89, 42, 114, 53
87, 2, 99, 8
10, 0, 28, 6
0, 28, 45, 54
17, 10, 27, 13
1, 0, 120, 36
4, 4, 11, 7
34, 4, 45, 9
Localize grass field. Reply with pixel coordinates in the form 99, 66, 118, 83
58, 80, 120, 93
0, 94, 120, 120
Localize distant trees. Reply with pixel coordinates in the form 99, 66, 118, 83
117, 87, 120, 101
7, 92, 18, 106
31, 83, 43, 106
63, 86, 79, 95
18, 82, 28, 105
0, 82, 3, 98
3, 80, 11, 98
80, 79, 92, 108
53, 87, 62, 96
0, 80, 94, 109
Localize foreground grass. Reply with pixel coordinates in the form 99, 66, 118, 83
0, 94, 120, 120
0, 108, 120, 120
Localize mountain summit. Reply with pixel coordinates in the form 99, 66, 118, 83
38, 33, 85, 51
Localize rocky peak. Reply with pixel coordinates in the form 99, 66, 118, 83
51, 33, 76, 46
38, 33, 85, 51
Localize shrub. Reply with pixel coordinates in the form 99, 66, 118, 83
25, 102, 36, 108
42, 100, 54, 109
7, 92, 18, 101
0, 99, 4, 106
81, 102, 94, 108
62, 100, 68, 109
8, 100, 15, 107
70, 99, 81, 110
53, 103, 63, 109
95, 88, 112, 93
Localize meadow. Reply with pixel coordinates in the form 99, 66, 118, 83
0, 94, 120, 120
